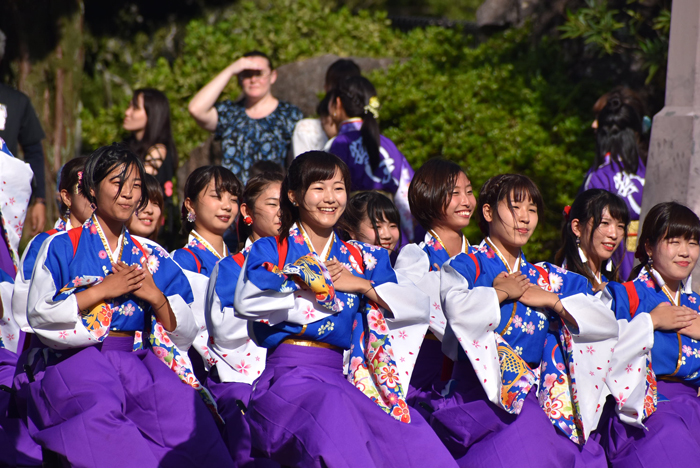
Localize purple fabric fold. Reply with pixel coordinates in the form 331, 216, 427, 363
26, 336, 234, 468
430, 360, 607, 468
246, 343, 457, 468
207, 375, 280, 467
594, 380, 700, 467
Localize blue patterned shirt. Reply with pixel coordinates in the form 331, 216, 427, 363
215, 100, 303, 183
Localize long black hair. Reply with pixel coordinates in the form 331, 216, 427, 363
630, 202, 700, 280
180, 165, 242, 235
81, 143, 148, 213
338, 191, 401, 250
555, 189, 630, 283
595, 96, 643, 175
330, 76, 382, 172
125, 88, 178, 176
58, 156, 88, 217
477, 174, 544, 237
279, 151, 351, 243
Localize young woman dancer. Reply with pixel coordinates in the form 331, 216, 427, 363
25, 144, 232, 467
432, 174, 616, 467
238, 170, 284, 248
555, 188, 630, 291
206, 171, 284, 466
171, 165, 241, 380
338, 190, 402, 254
13, 157, 92, 346
597, 202, 700, 467
394, 159, 476, 409
127, 174, 164, 241
231, 151, 457, 467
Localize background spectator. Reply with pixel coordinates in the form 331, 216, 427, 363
188, 50, 302, 184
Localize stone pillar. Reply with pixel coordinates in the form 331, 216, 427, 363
641, 0, 700, 289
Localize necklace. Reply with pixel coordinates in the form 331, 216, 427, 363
485, 237, 521, 274
429, 229, 468, 257
646, 265, 683, 376
191, 230, 227, 259
92, 214, 125, 263
297, 222, 334, 261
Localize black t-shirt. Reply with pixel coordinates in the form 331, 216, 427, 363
0, 84, 45, 156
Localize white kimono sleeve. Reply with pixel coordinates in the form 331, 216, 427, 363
0, 279, 20, 353
373, 269, 431, 389
27, 235, 97, 349
206, 262, 266, 384
558, 292, 620, 435
440, 259, 503, 406
606, 313, 655, 428
394, 244, 445, 338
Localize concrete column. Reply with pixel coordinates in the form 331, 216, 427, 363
641, 0, 700, 289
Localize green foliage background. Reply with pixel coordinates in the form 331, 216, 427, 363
81, 0, 610, 260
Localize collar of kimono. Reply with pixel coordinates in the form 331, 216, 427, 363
338, 118, 363, 135
296, 222, 334, 261
244, 236, 254, 248
646, 265, 691, 306
428, 229, 469, 257
190, 229, 227, 260
485, 236, 521, 274
92, 214, 125, 263
575, 248, 613, 285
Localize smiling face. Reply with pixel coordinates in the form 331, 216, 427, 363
93, 163, 142, 224
123, 93, 147, 134
128, 199, 162, 238
435, 172, 476, 232
186, 178, 238, 237
575, 207, 625, 265
647, 235, 700, 283
293, 168, 347, 233
484, 190, 538, 251
355, 214, 400, 251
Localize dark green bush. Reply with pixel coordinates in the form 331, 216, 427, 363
81, 0, 610, 260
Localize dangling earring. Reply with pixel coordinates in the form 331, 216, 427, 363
90, 203, 96, 212
187, 211, 196, 223
647, 256, 653, 268
244, 216, 253, 226
576, 237, 587, 263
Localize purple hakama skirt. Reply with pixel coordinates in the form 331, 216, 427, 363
26, 336, 234, 468
430, 360, 607, 468
246, 343, 458, 468
207, 372, 279, 467
0, 346, 42, 466
406, 337, 448, 419
596, 379, 700, 467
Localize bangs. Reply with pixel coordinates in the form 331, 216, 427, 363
604, 195, 630, 226
212, 167, 242, 198
664, 209, 700, 241
507, 179, 544, 213
367, 194, 401, 226
299, 152, 351, 193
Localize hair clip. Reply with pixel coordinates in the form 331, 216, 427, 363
363, 96, 380, 119
562, 205, 571, 220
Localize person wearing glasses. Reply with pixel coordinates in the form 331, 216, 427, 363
188, 51, 303, 185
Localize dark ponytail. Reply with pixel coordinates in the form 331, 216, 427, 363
333, 76, 382, 172
595, 96, 643, 175
554, 189, 629, 283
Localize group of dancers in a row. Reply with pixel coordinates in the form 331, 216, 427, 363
1, 140, 699, 468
